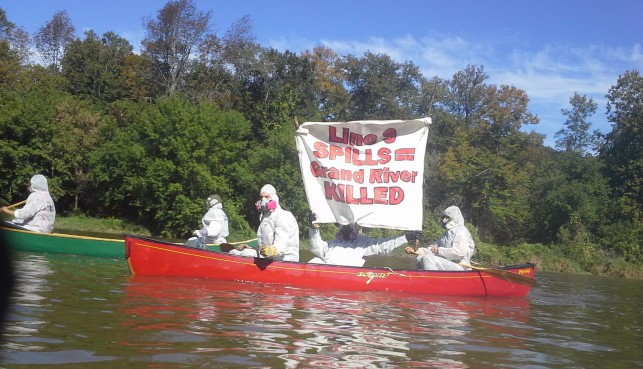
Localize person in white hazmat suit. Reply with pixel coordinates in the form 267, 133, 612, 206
230, 184, 300, 261
307, 211, 422, 267
185, 194, 229, 249
1, 174, 56, 233
405, 205, 475, 271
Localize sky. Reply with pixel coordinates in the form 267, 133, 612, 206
2, 0, 642, 147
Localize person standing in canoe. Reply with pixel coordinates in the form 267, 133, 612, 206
307, 211, 422, 267
231, 184, 300, 261
185, 194, 229, 249
1, 174, 56, 233
405, 205, 475, 270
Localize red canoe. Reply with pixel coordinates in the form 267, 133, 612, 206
125, 234, 536, 298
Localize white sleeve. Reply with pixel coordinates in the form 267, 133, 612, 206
13, 194, 41, 220
361, 235, 408, 257
308, 227, 329, 259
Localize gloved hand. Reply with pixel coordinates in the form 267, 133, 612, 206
234, 244, 248, 251
260, 245, 279, 257
405, 231, 422, 242
309, 210, 319, 229
193, 230, 203, 238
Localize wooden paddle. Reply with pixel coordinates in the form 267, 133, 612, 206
404, 247, 537, 287
459, 262, 538, 287
5, 200, 26, 209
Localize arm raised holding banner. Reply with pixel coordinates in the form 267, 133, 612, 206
307, 211, 422, 267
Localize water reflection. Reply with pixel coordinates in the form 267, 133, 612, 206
120, 275, 532, 368
3, 254, 53, 350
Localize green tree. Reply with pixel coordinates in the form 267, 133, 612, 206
301, 45, 350, 121
339, 51, 425, 120
61, 30, 133, 102
428, 66, 540, 244
0, 37, 20, 90
555, 92, 600, 155
49, 98, 103, 211
0, 9, 13, 40
437, 129, 533, 244
89, 97, 254, 238
0, 8, 30, 65
446, 65, 489, 127
0, 65, 68, 203
477, 84, 539, 150
241, 49, 320, 134
598, 70, 643, 262
123, 52, 160, 101
530, 151, 610, 244
601, 70, 643, 216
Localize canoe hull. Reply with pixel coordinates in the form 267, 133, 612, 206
1, 222, 252, 258
126, 235, 535, 298
1, 223, 126, 258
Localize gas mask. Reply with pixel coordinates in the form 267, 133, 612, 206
336, 225, 358, 241
441, 216, 456, 230
255, 197, 277, 212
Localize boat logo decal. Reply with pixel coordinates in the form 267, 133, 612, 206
517, 268, 531, 275
357, 271, 390, 284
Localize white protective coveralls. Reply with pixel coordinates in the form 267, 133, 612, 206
198, 197, 229, 243
415, 206, 475, 271
230, 185, 300, 261
256, 196, 299, 261
12, 174, 56, 233
185, 195, 229, 247
308, 226, 409, 267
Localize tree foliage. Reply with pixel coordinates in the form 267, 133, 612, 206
33, 10, 75, 72
599, 70, 643, 262
555, 92, 600, 155
62, 30, 133, 102
88, 97, 254, 237
339, 51, 425, 120
0, 8, 30, 65
141, 0, 211, 96
601, 70, 643, 217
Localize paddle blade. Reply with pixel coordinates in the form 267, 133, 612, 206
219, 243, 235, 253
462, 263, 538, 287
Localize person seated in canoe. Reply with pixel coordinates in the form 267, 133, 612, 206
184, 194, 229, 249
405, 205, 476, 271
230, 184, 299, 261
307, 211, 422, 267
0, 174, 56, 233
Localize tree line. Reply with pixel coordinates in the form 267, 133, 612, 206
0, 2, 640, 269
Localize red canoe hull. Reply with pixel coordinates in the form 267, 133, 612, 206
125, 235, 535, 298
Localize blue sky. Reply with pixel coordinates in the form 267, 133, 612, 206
3, 0, 642, 147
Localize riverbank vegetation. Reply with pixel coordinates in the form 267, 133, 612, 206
0, 2, 640, 279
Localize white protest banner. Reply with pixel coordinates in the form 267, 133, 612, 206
296, 118, 431, 230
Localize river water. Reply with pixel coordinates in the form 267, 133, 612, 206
0, 251, 641, 369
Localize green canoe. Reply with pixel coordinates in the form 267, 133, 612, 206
1, 221, 258, 258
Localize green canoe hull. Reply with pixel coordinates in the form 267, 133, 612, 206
1, 222, 257, 258
1, 224, 126, 258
